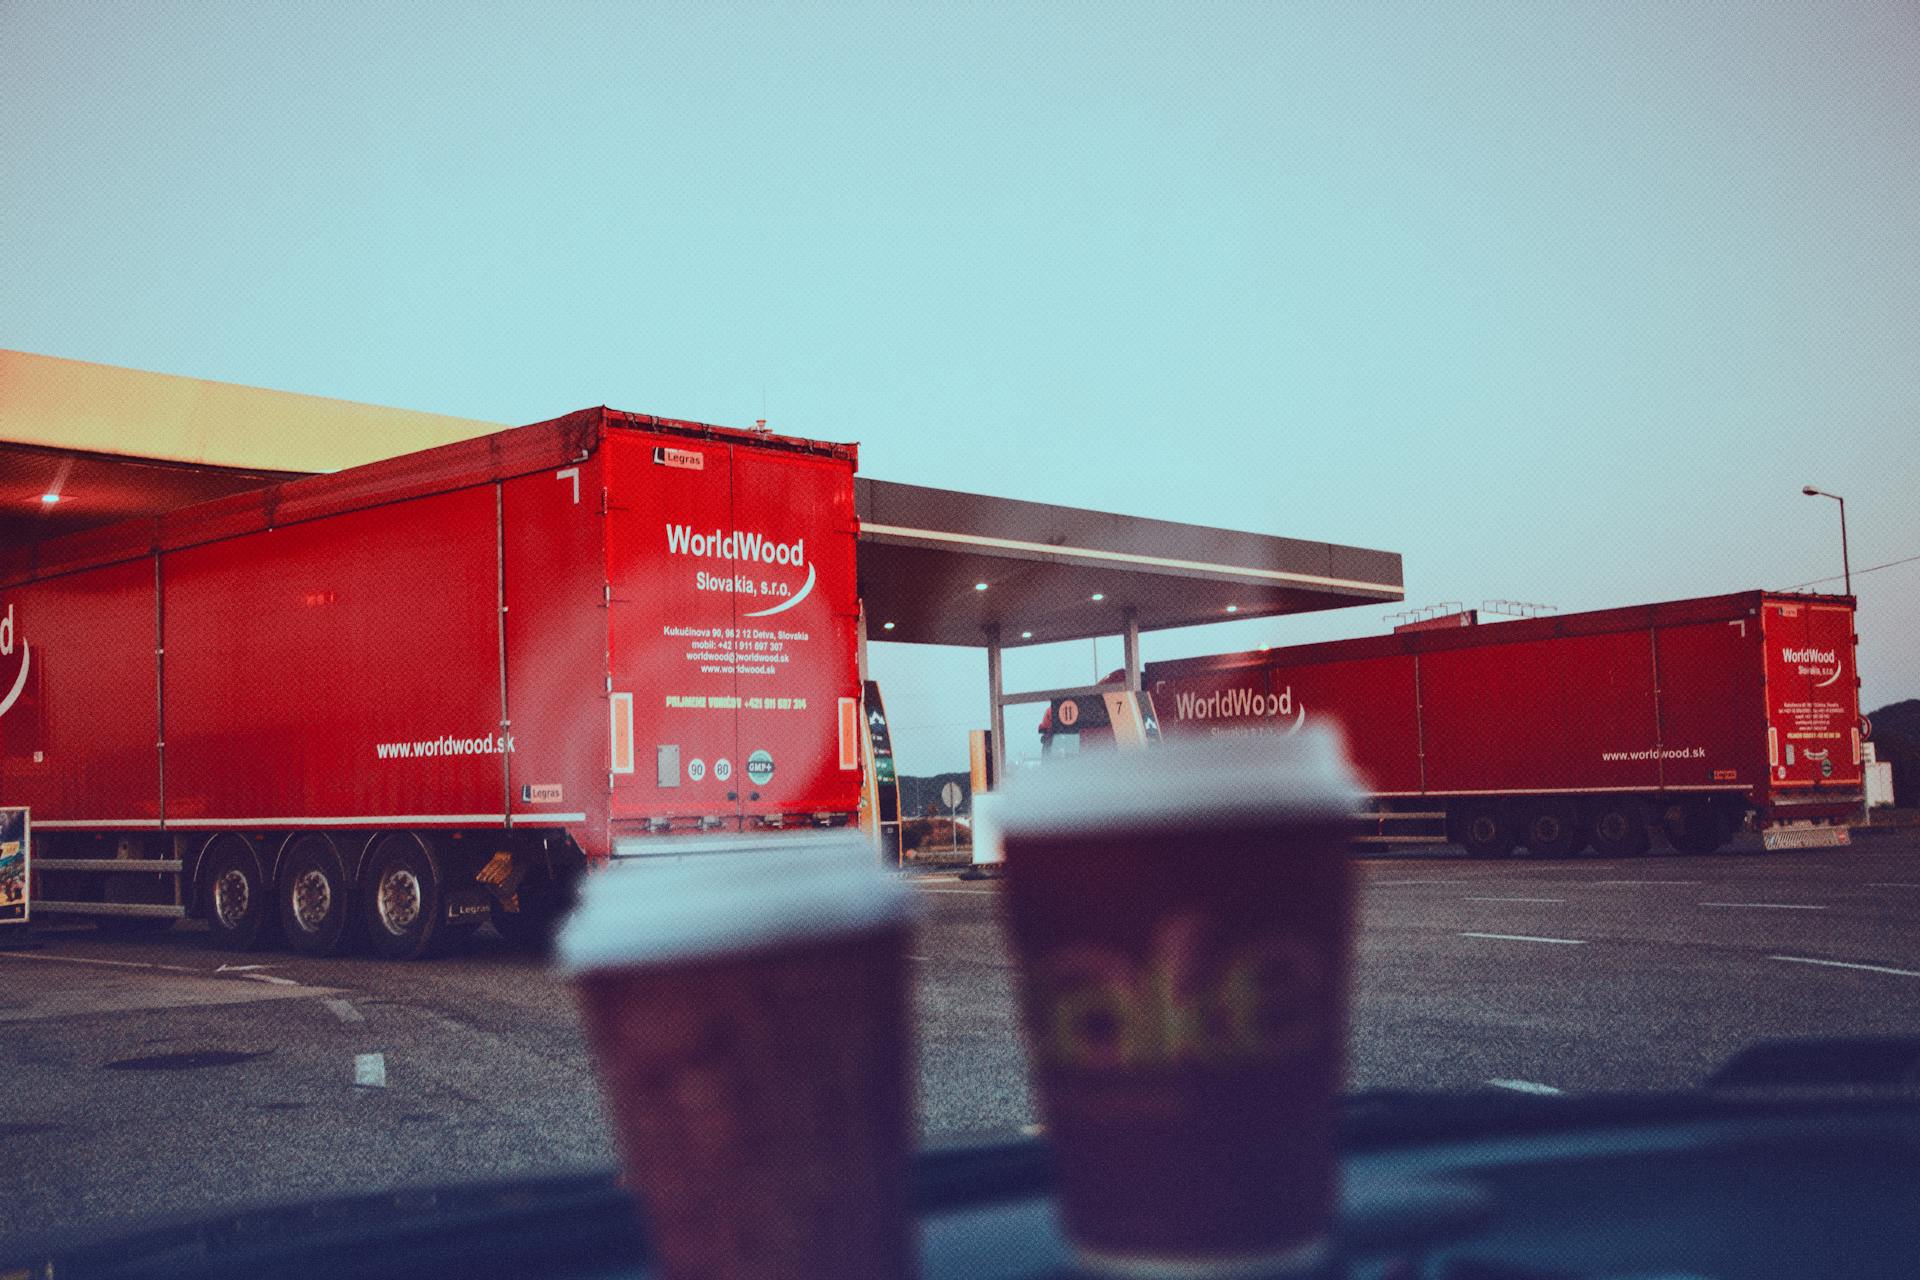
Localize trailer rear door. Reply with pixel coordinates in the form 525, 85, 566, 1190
1762, 598, 1862, 792
603, 432, 860, 831
605, 432, 746, 828
725, 443, 861, 823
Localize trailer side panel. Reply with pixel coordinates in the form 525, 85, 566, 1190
0, 559, 159, 823
1648, 614, 1761, 795
162, 486, 505, 826
502, 459, 612, 856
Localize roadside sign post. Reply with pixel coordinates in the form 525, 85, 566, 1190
941, 780, 963, 854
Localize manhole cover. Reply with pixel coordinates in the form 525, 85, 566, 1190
104, 1050, 272, 1072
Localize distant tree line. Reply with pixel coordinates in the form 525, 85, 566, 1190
1869, 700, 1920, 809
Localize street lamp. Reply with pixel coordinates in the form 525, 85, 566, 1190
1801, 486, 1851, 596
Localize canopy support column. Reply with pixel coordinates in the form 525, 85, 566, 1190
986, 623, 1007, 786
1122, 607, 1141, 693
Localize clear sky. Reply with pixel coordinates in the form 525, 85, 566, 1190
4, 1, 1915, 773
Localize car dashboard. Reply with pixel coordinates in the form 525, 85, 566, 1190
13, 1094, 1920, 1280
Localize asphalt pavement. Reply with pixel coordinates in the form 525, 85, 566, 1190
5, 832, 1919, 1242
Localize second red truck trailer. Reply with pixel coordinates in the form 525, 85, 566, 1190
0, 408, 865, 956
1044, 591, 1864, 856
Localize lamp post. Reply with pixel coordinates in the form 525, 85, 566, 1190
1801, 486, 1869, 826
1801, 486, 1850, 597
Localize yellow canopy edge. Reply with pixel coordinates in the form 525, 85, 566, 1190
0, 349, 506, 473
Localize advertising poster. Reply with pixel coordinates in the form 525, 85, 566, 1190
0, 807, 26, 925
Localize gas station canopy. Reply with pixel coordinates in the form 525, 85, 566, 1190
857, 478, 1402, 648
0, 349, 503, 549
1, 349, 1403, 647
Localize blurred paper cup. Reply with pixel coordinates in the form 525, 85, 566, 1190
997, 730, 1361, 1278
558, 834, 917, 1280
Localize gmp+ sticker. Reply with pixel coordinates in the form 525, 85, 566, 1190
746, 750, 775, 785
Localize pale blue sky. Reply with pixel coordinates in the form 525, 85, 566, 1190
4, 1, 1915, 771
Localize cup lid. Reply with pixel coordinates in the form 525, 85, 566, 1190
555, 831, 912, 975
996, 725, 1362, 838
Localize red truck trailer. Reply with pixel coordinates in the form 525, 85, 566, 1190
1042, 591, 1863, 856
0, 407, 864, 956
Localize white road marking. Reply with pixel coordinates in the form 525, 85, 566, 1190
1372, 879, 1467, 886
324, 999, 366, 1023
1700, 902, 1828, 910
1461, 932, 1587, 945
1465, 896, 1565, 903
1019, 1123, 1047, 1136
1595, 880, 1702, 886
215, 963, 276, 973
1487, 1078, 1563, 1095
0, 952, 199, 974
0, 968, 336, 1022
242, 973, 302, 986
354, 1053, 387, 1087
1770, 955, 1920, 979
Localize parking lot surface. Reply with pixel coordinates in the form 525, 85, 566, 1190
4, 832, 1918, 1240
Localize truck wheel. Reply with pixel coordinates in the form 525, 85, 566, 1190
277, 834, 358, 957
1456, 804, 1517, 859
201, 834, 278, 951
360, 834, 447, 961
1667, 804, 1728, 855
1587, 800, 1652, 857
1519, 801, 1581, 857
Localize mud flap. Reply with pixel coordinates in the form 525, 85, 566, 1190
444, 885, 494, 923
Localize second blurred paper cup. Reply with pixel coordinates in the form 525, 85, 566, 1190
998, 730, 1361, 1278
558, 834, 916, 1280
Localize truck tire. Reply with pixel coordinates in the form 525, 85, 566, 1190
277, 834, 358, 957
1667, 803, 1729, 855
1586, 799, 1652, 857
201, 834, 278, 951
1456, 803, 1517, 859
1520, 801, 1581, 858
360, 833, 447, 961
